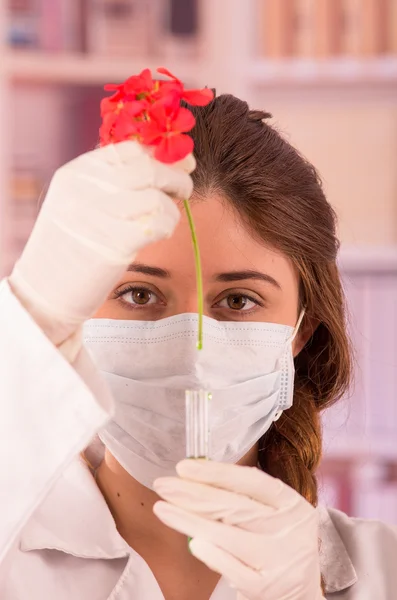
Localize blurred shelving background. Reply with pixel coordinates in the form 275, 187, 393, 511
0, 0, 396, 523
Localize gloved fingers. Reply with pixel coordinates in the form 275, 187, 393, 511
173, 153, 196, 174
153, 476, 276, 533
49, 187, 180, 251
94, 140, 146, 163
65, 141, 194, 199
69, 140, 150, 169
153, 500, 265, 571
188, 537, 266, 600
176, 460, 299, 511
96, 188, 182, 223
57, 218, 178, 266
47, 165, 183, 225
155, 473, 314, 537
189, 538, 323, 600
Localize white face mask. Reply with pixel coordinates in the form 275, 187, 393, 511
83, 312, 303, 489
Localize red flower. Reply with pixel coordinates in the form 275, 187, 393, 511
105, 68, 154, 99
157, 67, 214, 106
101, 94, 145, 121
99, 112, 117, 145
100, 66, 213, 163
139, 93, 195, 163
100, 92, 122, 117
113, 111, 143, 142
105, 68, 165, 107
99, 100, 145, 145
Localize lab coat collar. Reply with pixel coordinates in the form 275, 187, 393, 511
318, 505, 358, 593
20, 456, 130, 560
20, 457, 357, 594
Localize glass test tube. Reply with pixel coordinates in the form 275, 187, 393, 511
185, 389, 211, 459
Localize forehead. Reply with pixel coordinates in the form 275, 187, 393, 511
136, 194, 298, 286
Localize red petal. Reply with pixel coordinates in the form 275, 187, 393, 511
100, 90, 125, 115
124, 78, 144, 95
99, 112, 117, 143
157, 67, 180, 84
100, 97, 116, 116
163, 92, 182, 118
140, 121, 164, 145
123, 100, 147, 117
170, 107, 196, 133
139, 68, 154, 88
102, 111, 117, 128
99, 108, 120, 144
99, 124, 112, 146
154, 134, 194, 163
156, 80, 183, 100
149, 92, 180, 124
112, 113, 141, 142
123, 68, 154, 95
182, 88, 214, 106
148, 101, 168, 128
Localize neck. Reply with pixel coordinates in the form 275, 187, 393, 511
95, 451, 188, 552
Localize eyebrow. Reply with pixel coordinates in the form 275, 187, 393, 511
215, 270, 281, 289
127, 263, 281, 290
127, 263, 171, 278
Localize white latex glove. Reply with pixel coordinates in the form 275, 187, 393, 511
9, 141, 194, 360
153, 460, 324, 600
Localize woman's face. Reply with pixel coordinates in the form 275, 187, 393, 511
95, 195, 301, 331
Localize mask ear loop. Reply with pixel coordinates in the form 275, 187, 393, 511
273, 410, 283, 422
289, 308, 306, 344
273, 308, 306, 422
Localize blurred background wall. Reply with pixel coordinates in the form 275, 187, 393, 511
0, 0, 396, 522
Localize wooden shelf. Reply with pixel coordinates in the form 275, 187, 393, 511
5, 51, 397, 90
2, 50, 203, 86
248, 57, 397, 88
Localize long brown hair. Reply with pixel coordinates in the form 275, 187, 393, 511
185, 94, 353, 506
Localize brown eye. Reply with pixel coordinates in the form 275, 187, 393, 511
216, 293, 260, 313
130, 289, 152, 305
227, 295, 248, 310
118, 287, 158, 307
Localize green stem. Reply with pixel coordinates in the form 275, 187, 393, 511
183, 198, 203, 350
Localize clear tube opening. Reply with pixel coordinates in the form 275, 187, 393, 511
185, 389, 211, 459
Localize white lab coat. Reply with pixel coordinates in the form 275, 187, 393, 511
0, 280, 396, 599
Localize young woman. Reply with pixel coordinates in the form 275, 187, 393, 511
1, 94, 396, 599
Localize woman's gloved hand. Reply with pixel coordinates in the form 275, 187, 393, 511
153, 460, 324, 600
9, 141, 194, 360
